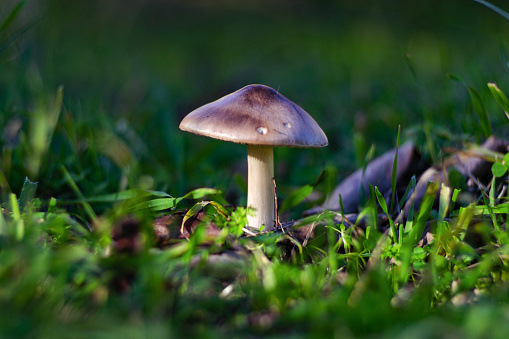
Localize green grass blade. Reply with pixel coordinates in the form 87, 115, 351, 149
450, 188, 461, 213
507, 180, 509, 237
467, 86, 492, 137
279, 184, 313, 214
181, 188, 222, 200
375, 187, 388, 215
279, 168, 329, 214
375, 186, 397, 241
368, 184, 378, 230
0, 0, 27, 33
489, 177, 496, 208
402, 177, 418, 232
455, 204, 475, 234
474, 202, 509, 215
423, 123, 437, 164
181, 202, 208, 227
131, 198, 177, 212
61, 166, 97, 222
9, 193, 24, 240
499, 42, 509, 73
163, 188, 223, 212
182, 200, 229, 234
27, 86, 64, 177
353, 131, 367, 168
234, 174, 247, 194
486, 181, 501, 231
438, 183, 451, 223
404, 51, 418, 81
410, 181, 439, 243
399, 181, 438, 284
0, 206, 6, 235
9, 193, 21, 221
399, 176, 416, 212
390, 125, 401, 212
487, 82, 509, 120
18, 177, 37, 211
339, 194, 346, 218
437, 184, 452, 238
449, 74, 492, 137
47, 197, 57, 214
323, 164, 338, 198
61, 187, 219, 216
59, 189, 171, 204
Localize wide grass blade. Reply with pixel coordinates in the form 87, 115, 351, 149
61, 189, 171, 204
368, 184, 378, 230
487, 82, 509, 120
18, 177, 37, 211
279, 184, 314, 214
409, 181, 439, 244
499, 43, 509, 73
0, 0, 27, 33
28, 86, 64, 177
466, 86, 492, 137
449, 74, 492, 137
180, 188, 222, 200
9, 193, 23, 240
60, 187, 221, 216
438, 183, 452, 223
375, 187, 388, 215
279, 168, 329, 214
399, 176, 416, 213
456, 204, 476, 234
375, 186, 397, 241
234, 174, 247, 194
0, 204, 6, 235
130, 198, 178, 212
474, 202, 509, 215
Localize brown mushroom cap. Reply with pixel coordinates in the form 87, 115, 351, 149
179, 84, 328, 148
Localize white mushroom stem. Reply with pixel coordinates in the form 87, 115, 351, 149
246, 145, 275, 231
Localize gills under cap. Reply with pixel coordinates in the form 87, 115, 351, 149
179, 84, 328, 148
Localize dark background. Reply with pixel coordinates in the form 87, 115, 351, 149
1, 0, 509, 217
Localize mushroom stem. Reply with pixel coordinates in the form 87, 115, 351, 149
246, 145, 275, 231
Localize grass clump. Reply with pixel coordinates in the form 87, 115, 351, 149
1, 158, 509, 337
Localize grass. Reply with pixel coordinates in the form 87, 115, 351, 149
1, 0, 509, 337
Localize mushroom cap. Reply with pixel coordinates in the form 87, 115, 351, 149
179, 84, 328, 148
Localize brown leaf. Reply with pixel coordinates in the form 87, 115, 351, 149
152, 210, 222, 247
310, 142, 422, 214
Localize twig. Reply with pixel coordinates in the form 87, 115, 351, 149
273, 178, 284, 233
497, 185, 507, 200
302, 220, 317, 247
241, 227, 258, 237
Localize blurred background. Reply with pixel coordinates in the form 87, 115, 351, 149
1, 0, 509, 218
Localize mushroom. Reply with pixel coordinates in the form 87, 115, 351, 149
179, 84, 328, 231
